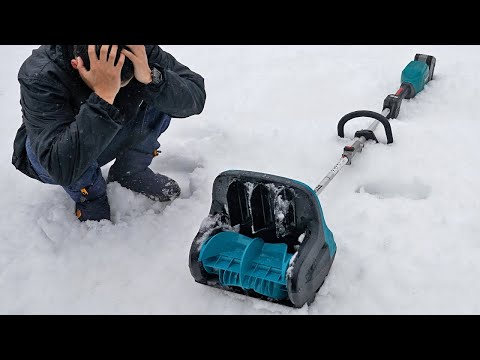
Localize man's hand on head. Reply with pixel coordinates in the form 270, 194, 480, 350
121, 45, 153, 85
75, 45, 125, 105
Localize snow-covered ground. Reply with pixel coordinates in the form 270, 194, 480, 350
1, 45, 479, 314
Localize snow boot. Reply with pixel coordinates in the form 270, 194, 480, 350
107, 148, 181, 202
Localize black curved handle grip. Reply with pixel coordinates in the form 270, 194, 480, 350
337, 110, 393, 144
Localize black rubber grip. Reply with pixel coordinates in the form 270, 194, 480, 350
337, 110, 393, 144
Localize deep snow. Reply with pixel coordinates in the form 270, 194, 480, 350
1, 45, 479, 314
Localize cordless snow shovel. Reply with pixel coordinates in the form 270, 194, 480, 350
189, 54, 436, 308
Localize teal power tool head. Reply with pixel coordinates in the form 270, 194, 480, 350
189, 54, 436, 309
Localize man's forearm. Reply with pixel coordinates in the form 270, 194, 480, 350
141, 46, 206, 118
141, 67, 206, 118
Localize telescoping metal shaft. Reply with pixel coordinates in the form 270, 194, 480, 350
314, 108, 391, 195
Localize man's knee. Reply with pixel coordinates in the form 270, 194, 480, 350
130, 111, 171, 155
157, 113, 171, 135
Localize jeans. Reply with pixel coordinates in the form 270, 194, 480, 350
25, 104, 171, 203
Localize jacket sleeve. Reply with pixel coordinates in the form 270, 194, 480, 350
20, 76, 124, 186
138, 45, 206, 118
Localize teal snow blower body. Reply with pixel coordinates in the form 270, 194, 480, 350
190, 171, 336, 306
189, 54, 436, 308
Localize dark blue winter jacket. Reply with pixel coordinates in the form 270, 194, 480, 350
12, 45, 206, 186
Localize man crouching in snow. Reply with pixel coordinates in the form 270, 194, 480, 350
12, 45, 206, 222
